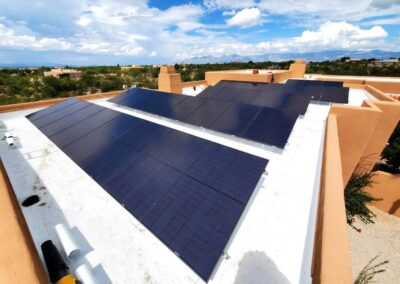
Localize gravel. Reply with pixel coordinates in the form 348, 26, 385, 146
348, 206, 400, 283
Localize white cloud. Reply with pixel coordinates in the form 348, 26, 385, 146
362, 16, 400, 26
227, 8, 261, 28
0, 0, 396, 64
257, 0, 400, 25
0, 21, 72, 51
256, 21, 389, 53
203, 0, 256, 10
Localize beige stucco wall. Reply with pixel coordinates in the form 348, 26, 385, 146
205, 71, 272, 85
330, 103, 382, 184
366, 171, 400, 217
0, 160, 47, 283
0, 90, 124, 113
313, 114, 353, 284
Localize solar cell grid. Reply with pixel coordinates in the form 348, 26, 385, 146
79, 140, 142, 185
48, 109, 121, 148
40, 104, 104, 137
27, 98, 81, 121
187, 144, 267, 204
33, 100, 91, 128
145, 129, 211, 172
142, 176, 245, 281
27, 99, 269, 282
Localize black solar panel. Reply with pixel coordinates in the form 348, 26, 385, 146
109, 87, 297, 148
27, 99, 269, 281
286, 79, 344, 87
27, 98, 81, 121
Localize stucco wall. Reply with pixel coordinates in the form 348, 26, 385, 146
0, 90, 124, 113
0, 160, 47, 283
205, 71, 273, 85
312, 114, 353, 284
366, 171, 400, 217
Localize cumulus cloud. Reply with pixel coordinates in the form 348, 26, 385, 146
227, 8, 261, 28
257, 0, 400, 25
0, 0, 396, 64
256, 21, 389, 52
204, 0, 256, 10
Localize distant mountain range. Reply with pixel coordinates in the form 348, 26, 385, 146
183, 50, 400, 64
1, 49, 399, 67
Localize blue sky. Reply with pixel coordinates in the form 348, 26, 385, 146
0, 0, 399, 65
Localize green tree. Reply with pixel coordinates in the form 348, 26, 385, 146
379, 122, 400, 174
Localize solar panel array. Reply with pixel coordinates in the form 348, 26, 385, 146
285, 79, 344, 87
27, 98, 269, 281
109, 88, 298, 148
109, 80, 348, 149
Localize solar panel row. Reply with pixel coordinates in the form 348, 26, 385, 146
109, 79, 348, 148
198, 80, 348, 107
285, 79, 344, 87
109, 88, 298, 148
27, 99, 269, 281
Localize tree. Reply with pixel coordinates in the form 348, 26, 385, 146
379, 122, 400, 174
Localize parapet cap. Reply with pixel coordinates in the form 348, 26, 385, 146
160, 65, 177, 74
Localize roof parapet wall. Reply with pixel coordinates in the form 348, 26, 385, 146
312, 114, 353, 284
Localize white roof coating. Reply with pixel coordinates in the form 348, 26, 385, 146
0, 95, 330, 284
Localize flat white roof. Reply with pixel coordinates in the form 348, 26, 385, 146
0, 94, 329, 283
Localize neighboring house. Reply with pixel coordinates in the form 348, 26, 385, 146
368, 59, 399, 68
43, 68, 82, 79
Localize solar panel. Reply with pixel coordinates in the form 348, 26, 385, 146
40, 104, 104, 137
49, 109, 121, 148
167, 97, 209, 120
27, 98, 81, 121
27, 99, 269, 281
286, 79, 343, 87
145, 129, 211, 172
187, 143, 267, 204
32, 100, 91, 128
142, 176, 245, 281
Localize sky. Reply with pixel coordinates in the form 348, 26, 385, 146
0, 0, 399, 65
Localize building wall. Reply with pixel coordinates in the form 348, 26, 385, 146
366, 171, 400, 217
312, 114, 353, 284
0, 160, 47, 283
0, 90, 124, 113
205, 72, 273, 85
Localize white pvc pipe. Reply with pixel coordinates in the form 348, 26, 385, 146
55, 223, 81, 258
75, 264, 97, 284
3, 131, 13, 139
5, 137, 15, 148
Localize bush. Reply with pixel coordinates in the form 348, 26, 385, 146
344, 172, 381, 229
376, 122, 400, 174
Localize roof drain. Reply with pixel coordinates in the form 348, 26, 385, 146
22, 194, 40, 207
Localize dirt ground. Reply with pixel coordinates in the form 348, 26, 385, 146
348, 206, 400, 283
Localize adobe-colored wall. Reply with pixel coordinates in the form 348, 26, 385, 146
359, 100, 400, 172
0, 160, 47, 283
366, 171, 400, 217
330, 103, 382, 185
366, 80, 400, 94
205, 71, 272, 85
289, 59, 307, 78
158, 73, 182, 94
0, 90, 124, 113
312, 114, 353, 284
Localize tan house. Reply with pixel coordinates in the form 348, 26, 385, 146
368, 59, 399, 68
43, 68, 82, 79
